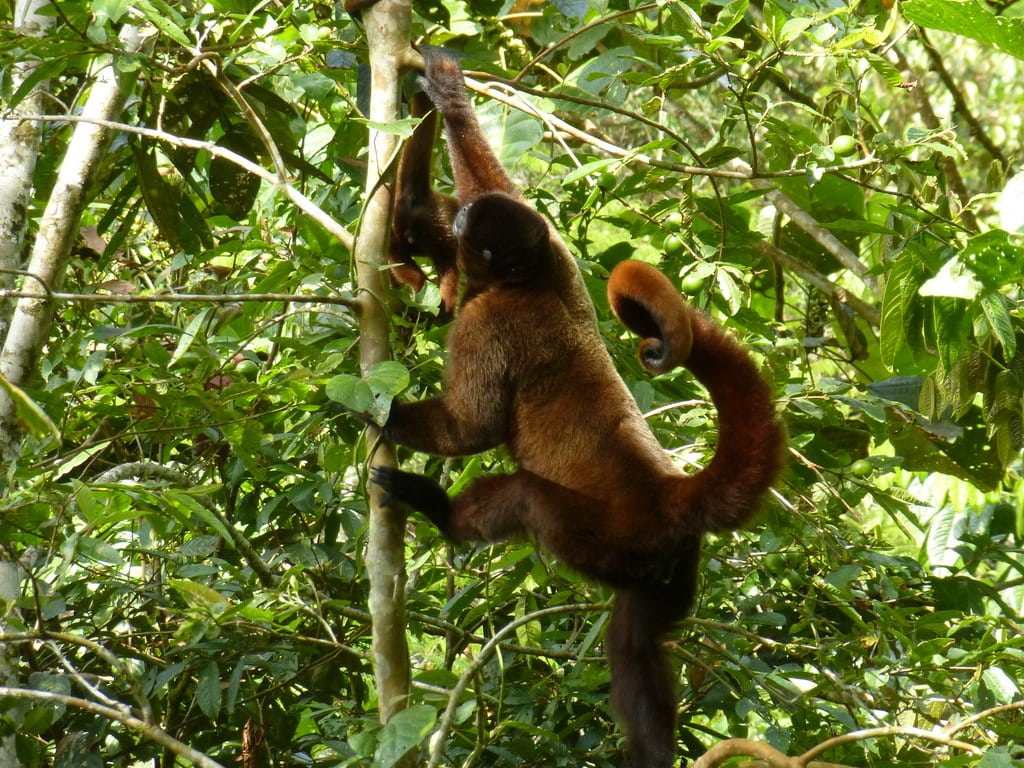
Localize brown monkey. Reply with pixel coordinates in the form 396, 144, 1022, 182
371, 50, 786, 768
389, 91, 460, 319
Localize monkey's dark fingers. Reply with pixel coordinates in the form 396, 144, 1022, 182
370, 466, 452, 532
416, 49, 466, 113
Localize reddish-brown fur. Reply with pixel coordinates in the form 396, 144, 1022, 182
373, 50, 786, 768
389, 91, 460, 319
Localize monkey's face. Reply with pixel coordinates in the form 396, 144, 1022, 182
455, 192, 553, 285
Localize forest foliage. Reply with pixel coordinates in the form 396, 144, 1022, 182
0, 0, 1022, 766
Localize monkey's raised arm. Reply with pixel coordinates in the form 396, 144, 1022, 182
389, 91, 460, 317
418, 49, 521, 203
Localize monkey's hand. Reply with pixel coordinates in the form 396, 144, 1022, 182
417, 48, 470, 118
370, 466, 453, 534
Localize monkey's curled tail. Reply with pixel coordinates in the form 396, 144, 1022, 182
607, 552, 699, 768
608, 259, 786, 534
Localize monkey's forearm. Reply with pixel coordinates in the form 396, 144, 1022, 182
384, 399, 505, 456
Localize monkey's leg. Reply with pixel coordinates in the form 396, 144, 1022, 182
371, 466, 452, 531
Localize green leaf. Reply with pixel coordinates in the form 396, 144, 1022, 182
960, 229, 1024, 289
711, 0, 749, 39
327, 361, 409, 424
77, 536, 123, 565
169, 309, 211, 367
0, 374, 59, 441
326, 374, 375, 413
196, 660, 222, 720
169, 578, 231, 613
904, 0, 1024, 60
373, 705, 436, 768
978, 746, 1016, 768
880, 248, 926, 366
134, 0, 192, 46
981, 666, 1020, 703
980, 293, 1016, 359
864, 53, 904, 86
365, 360, 409, 397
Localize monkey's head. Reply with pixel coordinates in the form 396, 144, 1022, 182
455, 192, 554, 286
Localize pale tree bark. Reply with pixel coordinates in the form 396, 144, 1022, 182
0, 23, 145, 460
0, 0, 51, 314
352, 0, 416, 758
0, 2, 54, 764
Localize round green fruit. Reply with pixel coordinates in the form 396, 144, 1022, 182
597, 171, 617, 191
663, 211, 684, 232
680, 273, 705, 293
830, 134, 858, 157
663, 233, 685, 257
848, 458, 872, 476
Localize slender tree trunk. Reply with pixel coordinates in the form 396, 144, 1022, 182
353, 0, 415, 756
0, 24, 143, 460
0, 2, 54, 764
0, 0, 51, 334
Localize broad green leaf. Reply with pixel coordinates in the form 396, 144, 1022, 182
864, 53, 904, 86
977, 746, 1016, 768
904, 0, 1024, 60
169, 309, 211, 367
0, 374, 59, 441
879, 248, 926, 366
77, 536, 123, 565
373, 704, 436, 768
960, 229, 1024, 289
366, 360, 411, 398
327, 361, 409, 424
923, 505, 961, 569
980, 293, 1016, 358
981, 666, 1020, 703
169, 578, 231, 613
134, 0, 192, 46
196, 660, 222, 720
326, 374, 375, 414
711, 0, 749, 39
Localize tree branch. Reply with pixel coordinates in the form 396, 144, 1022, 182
0, 114, 355, 251
753, 241, 880, 327
884, 44, 979, 233
353, 0, 414, 750
428, 603, 603, 768
0, 23, 145, 457
799, 725, 982, 762
0, 287, 358, 308
0, 687, 227, 768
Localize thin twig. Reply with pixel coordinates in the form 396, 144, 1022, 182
0, 288, 358, 308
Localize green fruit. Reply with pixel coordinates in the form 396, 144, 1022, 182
663, 233, 685, 257
849, 458, 872, 476
597, 171, 617, 191
663, 211, 684, 232
830, 134, 858, 157
234, 359, 260, 379
680, 273, 704, 293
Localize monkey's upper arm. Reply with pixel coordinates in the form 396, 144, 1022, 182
383, 299, 514, 456
418, 49, 520, 202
